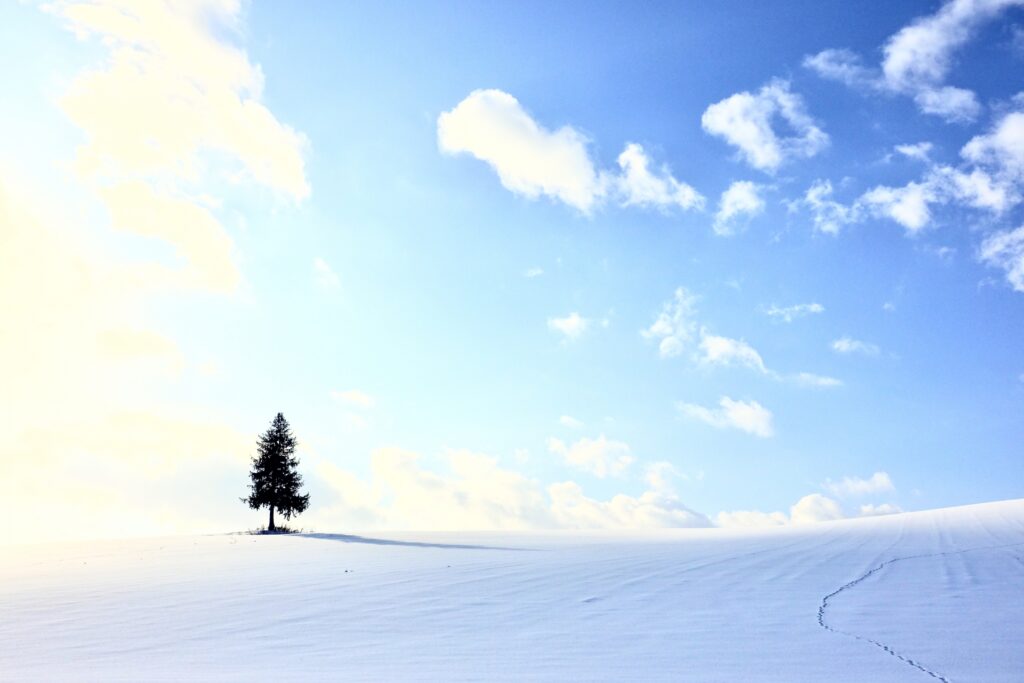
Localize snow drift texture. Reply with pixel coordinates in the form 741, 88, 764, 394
2, 499, 1023, 681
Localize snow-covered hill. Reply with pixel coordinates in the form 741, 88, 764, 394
3, 499, 1023, 681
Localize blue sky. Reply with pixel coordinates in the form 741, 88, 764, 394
1, 0, 1023, 543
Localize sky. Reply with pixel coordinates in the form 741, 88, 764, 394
2, 0, 1023, 545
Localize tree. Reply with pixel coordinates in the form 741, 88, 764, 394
243, 413, 310, 532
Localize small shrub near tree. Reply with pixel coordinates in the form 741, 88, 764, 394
243, 412, 310, 533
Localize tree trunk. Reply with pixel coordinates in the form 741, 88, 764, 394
269, 505, 276, 532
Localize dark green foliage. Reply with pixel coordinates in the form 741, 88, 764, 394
243, 413, 309, 531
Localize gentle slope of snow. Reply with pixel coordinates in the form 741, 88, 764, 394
2, 499, 1023, 681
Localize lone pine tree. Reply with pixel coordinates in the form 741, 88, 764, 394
243, 413, 310, 532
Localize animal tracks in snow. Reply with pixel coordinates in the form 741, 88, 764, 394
817, 542, 1024, 682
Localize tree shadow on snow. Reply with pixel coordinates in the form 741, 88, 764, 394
300, 533, 534, 551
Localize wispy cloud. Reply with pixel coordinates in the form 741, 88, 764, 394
823, 471, 895, 498
642, 287, 698, 358
546, 435, 634, 478
764, 302, 824, 322
979, 226, 1024, 291
804, 160, 1015, 237
644, 288, 839, 388
677, 397, 774, 438
792, 372, 843, 388
802, 179, 862, 236
559, 415, 584, 429
698, 334, 768, 373
831, 336, 881, 356
804, 0, 1023, 122
313, 257, 340, 290
894, 142, 934, 162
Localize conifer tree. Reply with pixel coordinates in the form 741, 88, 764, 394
243, 413, 309, 532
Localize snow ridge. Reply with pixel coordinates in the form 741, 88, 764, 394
817, 541, 1024, 682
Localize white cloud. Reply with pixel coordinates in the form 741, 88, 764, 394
859, 502, 903, 517
962, 108, 1024, 181
860, 181, 935, 233
99, 181, 241, 292
642, 287, 698, 358
355, 448, 552, 530
547, 435, 635, 478
979, 225, 1024, 291
802, 179, 861, 235
881, 0, 1016, 96
549, 481, 709, 529
805, 0, 1024, 122
764, 302, 824, 323
823, 471, 895, 498
677, 397, 774, 438
313, 257, 340, 290
644, 461, 683, 494
716, 479, 901, 529
438, 91, 702, 215
713, 181, 765, 235
698, 334, 768, 373
716, 492, 845, 527
912, 85, 981, 123
895, 142, 934, 162
802, 49, 877, 88
331, 389, 376, 409
928, 244, 958, 261
644, 288, 831, 387
46, 0, 310, 294
559, 415, 584, 429
789, 493, 845, 524
523, 267, 544, 278
438, 89, 606, 213
819, 157, 1015, 235
831, 336, 881, 356
701, 79, 829, 172
824, 170, 1006, 238
54, 0, 310, 198
0, 3, 316, 544
311, 447, 713, 531
548, 312, 589, 341
616, 143, 705, 211
792, 372, 843, 388
937, 165, 1016, 213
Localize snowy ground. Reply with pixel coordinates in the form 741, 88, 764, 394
2, 500, 1023, 682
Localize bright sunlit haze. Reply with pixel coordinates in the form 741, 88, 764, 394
2, 0, 1023, 547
